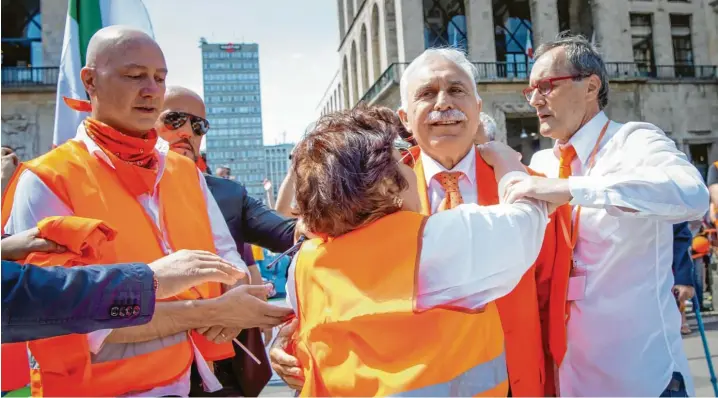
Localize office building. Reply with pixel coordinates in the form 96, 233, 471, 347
201, 40, 266, 199
264, 143, 294, 198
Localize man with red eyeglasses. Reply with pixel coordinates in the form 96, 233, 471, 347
518, 33, 708, 396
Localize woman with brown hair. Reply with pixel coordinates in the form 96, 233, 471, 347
286, 105, 550, 397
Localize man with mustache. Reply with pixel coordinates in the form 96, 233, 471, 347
1, 26, 292, 397
270, 48, 564, 397
155, 86, 297, 396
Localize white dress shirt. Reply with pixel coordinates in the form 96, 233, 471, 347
286, 170, 549, 314
421, 148, 478, 213
5, 124, 248, 397
529, 111, 709, 396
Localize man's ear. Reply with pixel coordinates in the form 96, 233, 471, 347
477, 96, 483, 114
397, 108, 411, 134
586, 74, 601, 103
80, 67, 96, 97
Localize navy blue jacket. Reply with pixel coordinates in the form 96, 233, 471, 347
2, 261, 155, 343
205, 175, 296, 253
672, 222, 695, 287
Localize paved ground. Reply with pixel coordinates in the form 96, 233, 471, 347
259, 312, 718, 397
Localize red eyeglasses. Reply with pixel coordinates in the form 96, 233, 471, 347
522, 75, 585, 102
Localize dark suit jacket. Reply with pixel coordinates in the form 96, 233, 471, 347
1, 260, 155, 343
205, 175, 296, 253
672, 222, 695, 287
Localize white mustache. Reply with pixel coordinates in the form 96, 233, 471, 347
425, 109, 467, 124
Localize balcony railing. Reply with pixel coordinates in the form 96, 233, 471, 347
2, 66, 59, 89
359, 61, 717, 105
605, 62, 717, 79
359, 63, 408, 104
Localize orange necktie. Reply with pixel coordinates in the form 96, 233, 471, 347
436, 171, 464, 211
551, 144, 578, 366
558, 144, 577, 179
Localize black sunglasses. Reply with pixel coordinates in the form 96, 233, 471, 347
162, 111, 210, 136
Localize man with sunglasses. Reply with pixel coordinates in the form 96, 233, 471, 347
156, 86, 297, 396
510, 33, 708, 396
1, 27, 292, 397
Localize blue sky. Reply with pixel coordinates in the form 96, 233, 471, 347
143, 0, 339, 145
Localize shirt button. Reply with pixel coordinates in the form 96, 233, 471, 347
133, 305, 140, 316
110, 306, 119, 317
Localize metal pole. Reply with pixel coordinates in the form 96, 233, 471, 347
692, 295, 718, 396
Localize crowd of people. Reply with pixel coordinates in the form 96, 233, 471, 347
1, 24, 717, 398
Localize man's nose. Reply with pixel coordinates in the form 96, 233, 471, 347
434, 90, 453, 111
140, 77, 163, 98
528, 89, 545, 108
176, 126, 192, 139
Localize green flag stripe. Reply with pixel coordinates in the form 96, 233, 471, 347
68, 0, 102, 67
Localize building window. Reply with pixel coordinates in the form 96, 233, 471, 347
688, 142, 711, 181
630, 13, 655, 77
493, 0, 533, 78
1, 0, 42, 67
423, 0, 467, 52
670, 14, 694, 77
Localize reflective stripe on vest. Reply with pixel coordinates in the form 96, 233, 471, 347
91, 332, 187, 364
393, 351, 508, 397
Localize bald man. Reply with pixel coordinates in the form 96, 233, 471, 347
156, 86, 297, 395
2, 26, 292, 397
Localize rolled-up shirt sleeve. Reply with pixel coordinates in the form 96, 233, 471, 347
568, 128, 709, 222
416, 171, 549, 311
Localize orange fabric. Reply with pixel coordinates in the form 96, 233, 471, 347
196, 155, 208, 173
83, 118, 159, 197
0, 140, 234, 396
435, 171, 465, 211
293, 211, 508, 397
2, 217, 116, 394
693, 236, 711, 257
26, 216, 117, 266
63, 97, 93, 113
411, 146, 556, 396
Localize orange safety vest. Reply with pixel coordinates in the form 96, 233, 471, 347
1, 216, 117, 394
293, 211, 508, 397
409, 146, 553, 396
1, 140, 234, 397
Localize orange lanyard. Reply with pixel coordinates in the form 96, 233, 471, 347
560, 120, 611, 251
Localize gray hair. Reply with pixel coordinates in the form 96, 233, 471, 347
533, 33, 609, 109
400, 47, 480, 110
480, 112, 497, 141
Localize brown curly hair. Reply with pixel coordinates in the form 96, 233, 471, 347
292, 104, 409, 237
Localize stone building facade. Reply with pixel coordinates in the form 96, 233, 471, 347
316, 0, 718, 177
2, 0, 67, 161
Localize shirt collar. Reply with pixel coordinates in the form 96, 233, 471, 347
420, 146, 476, 186
74, 121, 168, 191
564, 111, 609, 165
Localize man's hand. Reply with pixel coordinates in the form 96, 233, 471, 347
477, 142, 525, 181
1, 147, 19, 186
674, 285, 696, 303
149, 250, 246, 299
270, 318, 304, 391
263, 328, 274, 346
503, 176, 572, 207
196, 325, 242, 344
211, 284, 293, 329
1, 227, 66, 261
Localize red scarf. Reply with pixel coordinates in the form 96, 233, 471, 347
196, 155, 208, 173
83, 118, 159, 197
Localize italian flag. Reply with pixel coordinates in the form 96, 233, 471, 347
53, 0, 154, 146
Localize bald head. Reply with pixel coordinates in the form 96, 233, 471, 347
164, 86, 206, 118
86, 26, 159, 68
80, 25, 167, 137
